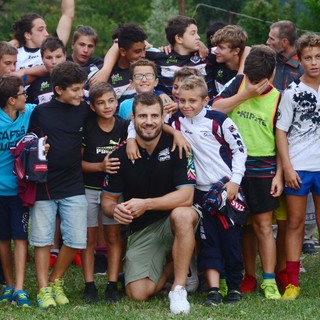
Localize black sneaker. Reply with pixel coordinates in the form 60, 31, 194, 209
105, 285, 121, 303
204, 290, 223, 306
225, 289, 242, 304
83, 283, 99, 303
302, 243, 318, 255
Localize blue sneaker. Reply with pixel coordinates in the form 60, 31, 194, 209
0, 286, 14, 303
12, 290, 32, 307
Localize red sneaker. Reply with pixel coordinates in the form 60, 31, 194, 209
49, 253, 58, 268
276, 271, 289, 294
73, 250, 82, 267
240, 274, 257, 293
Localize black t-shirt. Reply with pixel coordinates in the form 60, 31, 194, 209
29, 98, 90, 200
26, 75, 53, 105
103, 133, 196, 233
82, 116, 129, 189
146, 50, 214, 101
66, 55, 103, 68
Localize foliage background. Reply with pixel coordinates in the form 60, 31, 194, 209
0, 0, 319, 56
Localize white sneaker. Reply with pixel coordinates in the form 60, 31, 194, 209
168, 285, 190, 314
185, 255, 199, 292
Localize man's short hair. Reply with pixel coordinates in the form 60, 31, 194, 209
118, 24, 147, 51
89, 82, 116, 104
244, 45, 276, 82
72, 25, 98, 46
0, 75, 23, 108
179, 75, 208, 99
270, 20, 297, 47
212, 25, 248, 54
129, 59, 157, 79
12, 13, 43, 46
40, 37, 66, 57
296, 33, 320, 60
0, 41, 18, 60
132, 92, 163, 116
51, 61, 87, 96
206, 21, 227, 48
173, 67, 202, 83
165, 16, 197, 47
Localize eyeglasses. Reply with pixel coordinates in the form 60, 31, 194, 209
133, 73, 155, 80
15, 91, 28, 98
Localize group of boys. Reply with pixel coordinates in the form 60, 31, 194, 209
0, 1, 319, 315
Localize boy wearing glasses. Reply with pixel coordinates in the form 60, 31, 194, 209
118, 59, 175, 120
0, 75, 36, 307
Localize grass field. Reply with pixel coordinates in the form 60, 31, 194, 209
1, 249, 320, 320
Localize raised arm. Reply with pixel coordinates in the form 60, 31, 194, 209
89, 42, 119, 85
56, 0, 75, 46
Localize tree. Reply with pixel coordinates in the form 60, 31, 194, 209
143, 0, 178, 47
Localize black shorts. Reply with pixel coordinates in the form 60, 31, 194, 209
241, 176, 279, 214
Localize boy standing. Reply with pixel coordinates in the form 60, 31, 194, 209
0, 75, 36, 307
213, 45, 283, 299
81, 83, 129, 303
276, 33, 320, 300
171, 76, 247, 305
28, 61, 89, 309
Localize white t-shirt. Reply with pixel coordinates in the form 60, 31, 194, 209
276, 79, 320, 171
16, 46, 43, 71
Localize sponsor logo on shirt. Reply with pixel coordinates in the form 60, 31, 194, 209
158, 147, 171, 162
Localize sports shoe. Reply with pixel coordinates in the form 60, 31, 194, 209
185, 255, 199, 293
12, 290, 31, 307
276, 271, 289, 294
299, 259, 306, 273
83, 283, 99, 303
225, 289, 242, 304
204, 290, 222, 306
281, 284, 301, 300
302, 243, 317, 255
50, 278, 69, 305
261, 280, 281, 299
73, 250, 82, 267
219, 278, 228, 297
49, 253, 58, 268
0, 286, 14, 303
240, 274, 257, 293
37, 287, 56, 309
168, 285, 190, 314
105, 284, 121, 303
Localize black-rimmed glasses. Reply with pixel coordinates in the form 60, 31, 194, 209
15, 91, 28, 98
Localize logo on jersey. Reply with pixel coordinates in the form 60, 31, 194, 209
158, 147, 171, 162
190, 55, 201, 64
40, 81, 50, 91
111, 73, 123, 85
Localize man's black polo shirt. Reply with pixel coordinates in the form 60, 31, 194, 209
103, 133, 196, 233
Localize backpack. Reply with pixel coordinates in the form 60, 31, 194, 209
10, 132, 48, 183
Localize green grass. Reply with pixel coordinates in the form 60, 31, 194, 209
1, 250, 320, 320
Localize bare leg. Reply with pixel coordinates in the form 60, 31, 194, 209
252, 211, 275, 273
104, 224, 122, 282
49, 245, 77, 282
81, 227, 98, 283
34, 246, 51, 290
14, 239, 28, 291
0, 240, 14, 287
170, 207, 199, 289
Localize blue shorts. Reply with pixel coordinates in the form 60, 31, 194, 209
0, 196, 29, 240
30, 195, 88, 249
284, 171, 320, 196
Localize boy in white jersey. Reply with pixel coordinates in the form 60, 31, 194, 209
276, 33, 320, 300
171, 76, 247, 305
